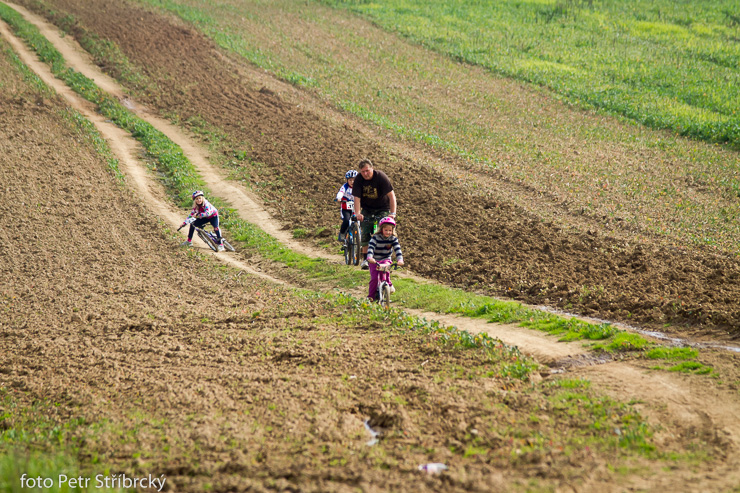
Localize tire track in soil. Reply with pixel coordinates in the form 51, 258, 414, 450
3, 5, 740, 489
0, 9, 281, 285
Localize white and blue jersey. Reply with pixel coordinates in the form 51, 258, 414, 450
335, 182, 354, 214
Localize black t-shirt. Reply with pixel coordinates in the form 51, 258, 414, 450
352, 170, 393, 211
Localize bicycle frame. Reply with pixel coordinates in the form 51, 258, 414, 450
376, 260, 394, 281
177, 222, 234, 252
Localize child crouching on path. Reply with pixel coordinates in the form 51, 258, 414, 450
180, 190, 224, 252
366, 216, 404, 301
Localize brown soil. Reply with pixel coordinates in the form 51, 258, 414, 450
2, 2, 740, 492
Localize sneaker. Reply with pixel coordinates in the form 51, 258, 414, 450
180, 241, 192, 247
217, 244, 225, 252
360, 259, 369, 270
337, 232, 344, 243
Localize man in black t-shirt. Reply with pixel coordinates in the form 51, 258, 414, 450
352, 158, 397, 269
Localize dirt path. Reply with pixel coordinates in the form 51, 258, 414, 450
3, 5, 740, 490
0, 7, 284, 284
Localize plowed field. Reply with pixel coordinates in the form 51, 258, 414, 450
1, 1, 739, 492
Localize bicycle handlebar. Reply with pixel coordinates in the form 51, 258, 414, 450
375, 262, 400, 272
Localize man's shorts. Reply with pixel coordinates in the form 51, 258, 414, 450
360, 209, 391, 247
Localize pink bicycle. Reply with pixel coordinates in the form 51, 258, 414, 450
376, 260, 399, 309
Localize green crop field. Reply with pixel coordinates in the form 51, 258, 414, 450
323, 0, 740, 148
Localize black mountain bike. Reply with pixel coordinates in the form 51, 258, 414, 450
342, 215, 361, 266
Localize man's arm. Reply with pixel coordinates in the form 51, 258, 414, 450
354, 197, 363, 221
388, 191, 397, 215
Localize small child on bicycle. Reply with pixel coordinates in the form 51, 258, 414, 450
181, 190, 224, 252
366, 216, 404, 301
334, 170, 357, 242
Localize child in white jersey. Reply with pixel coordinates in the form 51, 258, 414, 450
366, 216, 404, 301
334, 170, 357, 242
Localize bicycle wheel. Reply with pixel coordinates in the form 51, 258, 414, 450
222, 239, 235, 252
343, 234, 353, 265
351, 223, 361, 266
197, 229, 218, 252
379, 282, 392, 309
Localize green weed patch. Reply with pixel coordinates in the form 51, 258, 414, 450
591, 332, 654, 353
545, 381, 656, 455
646, 346, 698, 361
0, 389, 124, 493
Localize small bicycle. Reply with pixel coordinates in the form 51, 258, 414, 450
342, 215, 361, 266
376, 261, 399, 309
177, 223, 235, 252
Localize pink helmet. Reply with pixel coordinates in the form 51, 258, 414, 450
378, 216, 396, 229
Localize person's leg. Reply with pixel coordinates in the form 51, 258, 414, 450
340, 210, 351, 234
362, 210, 391, 256
188, 217, 210, 242
339, 210, 350, 241
377, 260, 393, 290
368, 263, 379, 300
359, 210, 374, 267
360, 210, 373, 256
209, 216, 222, 243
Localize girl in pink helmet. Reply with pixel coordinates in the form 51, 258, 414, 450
180, 190, 224, 251
366, 216, 404, 301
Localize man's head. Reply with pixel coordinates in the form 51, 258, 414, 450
358, 158, 374, 180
